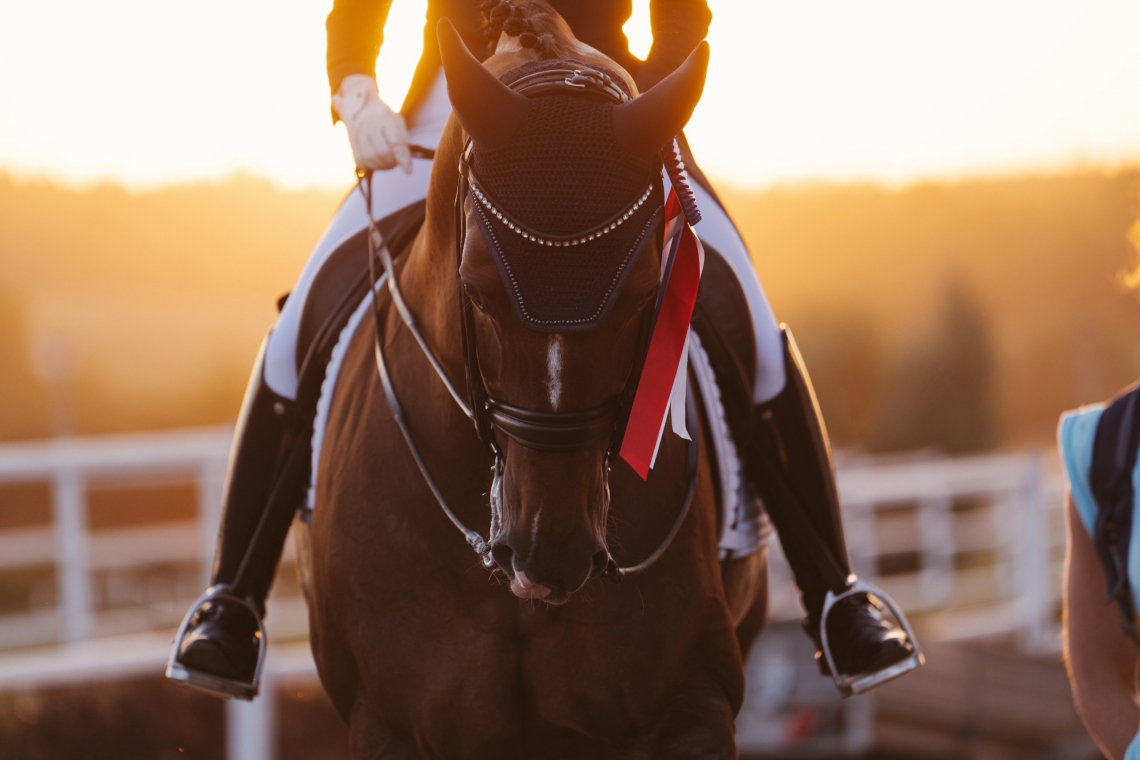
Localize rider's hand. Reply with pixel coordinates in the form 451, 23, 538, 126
332, 74, 413, 175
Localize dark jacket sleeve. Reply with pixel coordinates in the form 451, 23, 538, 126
326, 0, 394, 96
637, 0, 712, 91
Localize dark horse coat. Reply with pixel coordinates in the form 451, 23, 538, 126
298, 9, 768, 759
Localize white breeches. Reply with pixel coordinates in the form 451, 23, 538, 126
687, 180, 785, 403
264, 74, 786, 405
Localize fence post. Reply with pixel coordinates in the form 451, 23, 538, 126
843, 500, 878, 581
198, 457, 227, 587
1013, 454, 1051, 651
52, 467, 91, 643
227, 672, 276, 760
917, 495, 954, 609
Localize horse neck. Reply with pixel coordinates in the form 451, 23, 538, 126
395, 120, 468, 384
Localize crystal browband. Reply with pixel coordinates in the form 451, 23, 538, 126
467, 173, 657, 248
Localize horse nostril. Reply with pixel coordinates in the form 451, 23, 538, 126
590, 549, 610, 579
490, 543, 514, 575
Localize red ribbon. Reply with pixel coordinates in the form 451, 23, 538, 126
620, 190, 704, 480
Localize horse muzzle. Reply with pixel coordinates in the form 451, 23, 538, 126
490, 530, 611, 604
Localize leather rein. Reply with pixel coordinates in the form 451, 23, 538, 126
359, 66, 698, 582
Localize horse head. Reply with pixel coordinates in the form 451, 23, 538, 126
438, 11, 708, 604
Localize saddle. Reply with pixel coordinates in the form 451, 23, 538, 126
292, 201, 427, 415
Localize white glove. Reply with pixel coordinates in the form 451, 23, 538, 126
332, 74, 413, 174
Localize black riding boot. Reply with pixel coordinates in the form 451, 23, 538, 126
750, 327, 914, 687
170, 335, 307, 699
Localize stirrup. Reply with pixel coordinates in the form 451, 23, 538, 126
819, 578, 924, 697
166, 585, 267, 701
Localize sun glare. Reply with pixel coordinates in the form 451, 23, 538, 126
375, 0, 429, 110
1, 1, 1139, 190
623, 0, 652, 62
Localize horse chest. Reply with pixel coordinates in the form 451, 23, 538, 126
313, 313, 749, 754
379, 583, 725, 742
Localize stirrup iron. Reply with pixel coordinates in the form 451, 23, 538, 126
819, 578, 924, 697
166, 585, 267, 701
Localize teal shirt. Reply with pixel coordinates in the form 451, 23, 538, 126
1059, 404, 1140, 760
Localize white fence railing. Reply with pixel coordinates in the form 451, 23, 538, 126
0, 428, 229, 648
766, 450, 1065, 652
0, 429, 1065, 654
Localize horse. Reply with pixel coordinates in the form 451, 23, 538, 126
296, 7, 768, 758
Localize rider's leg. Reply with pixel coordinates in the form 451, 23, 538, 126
682, 151, 914, 682
750, 329, 911, 678
175, 338, 298, 685
173, 75, 450, 693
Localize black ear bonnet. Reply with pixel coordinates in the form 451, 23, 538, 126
465, 60, 664, 332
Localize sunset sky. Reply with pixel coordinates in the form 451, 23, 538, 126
2, 1, 1139, 190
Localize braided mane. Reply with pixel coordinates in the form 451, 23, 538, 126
480, 0, 576, 59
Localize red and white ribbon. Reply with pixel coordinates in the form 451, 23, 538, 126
619, 188, 705, 480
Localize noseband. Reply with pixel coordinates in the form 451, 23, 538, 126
360, 64, 700, 582
488, 398, 616, 452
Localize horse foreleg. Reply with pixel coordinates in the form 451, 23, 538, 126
649, 675, 739, 760
722, 550, 768, 660
347, 699, 422, 760
733, 580, 769, 663
720, 550, 767, 630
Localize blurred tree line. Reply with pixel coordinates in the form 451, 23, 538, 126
0, 288, 48, 441
799, 275, 997, 455
0, 173, 344, 440
2, 169, 1140, 452
724, 168, 1140, 453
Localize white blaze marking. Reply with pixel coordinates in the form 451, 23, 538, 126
530, 509, 541, 552
546, 336, 564, 410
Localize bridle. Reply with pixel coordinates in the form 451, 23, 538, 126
359, 64, 699, 582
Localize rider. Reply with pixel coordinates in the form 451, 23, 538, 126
171, 0, 916, 698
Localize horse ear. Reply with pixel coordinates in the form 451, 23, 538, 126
612, 42, 709, 158
437, 18, 529, 150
